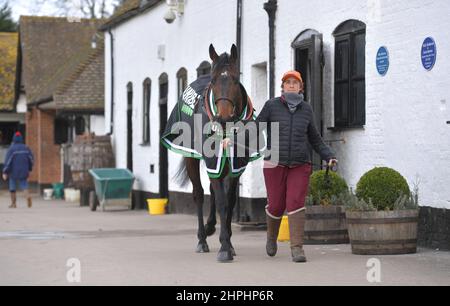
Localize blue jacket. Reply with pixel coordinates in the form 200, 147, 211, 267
3, 142, 34, 180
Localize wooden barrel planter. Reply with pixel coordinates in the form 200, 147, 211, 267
68, 134, 115, 206
346, 209, 419, 255
304, 206, 349, 244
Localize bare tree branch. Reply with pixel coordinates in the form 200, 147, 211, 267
28, 0, 122, 19
100, 0, 107, 19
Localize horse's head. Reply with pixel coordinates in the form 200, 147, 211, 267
209, 44, 242, 124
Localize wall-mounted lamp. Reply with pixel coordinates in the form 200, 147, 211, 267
164, 0, 184, 24
91, 33, 102, 49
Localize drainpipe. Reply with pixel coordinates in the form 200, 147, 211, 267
236, 0, 243, 80
264, 0, 277, 99
235, 0, 243, 222
108, 29, 115, 135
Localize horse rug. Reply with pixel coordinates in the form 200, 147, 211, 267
161, 75, 263, 178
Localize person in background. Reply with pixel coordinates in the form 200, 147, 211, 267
256, 70, 338, 262
2, 132, 34, 208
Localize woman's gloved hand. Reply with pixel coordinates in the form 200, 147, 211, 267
328, 158, 338, 167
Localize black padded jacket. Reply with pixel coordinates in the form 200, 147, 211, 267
256, 96, 336, 167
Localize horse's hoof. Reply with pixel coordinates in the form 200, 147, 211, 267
196, 243, 210, 253
217, 251, 234, 263
205, 224, 216, 236
231, 247, 236, 257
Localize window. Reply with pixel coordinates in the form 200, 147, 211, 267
159, 73, 168, 104
333, 20, 366, 128
0, 122, 22, 145
196, 61, 211, 77
176, 68, 187, 100
127, 82, 133, 171
75, 116, 86, 135
55, 117, 69, 145
142, 78, 151, 145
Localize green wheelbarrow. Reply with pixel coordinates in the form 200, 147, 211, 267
88, 168, 135, 211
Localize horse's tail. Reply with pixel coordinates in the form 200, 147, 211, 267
173, 157, 190, 188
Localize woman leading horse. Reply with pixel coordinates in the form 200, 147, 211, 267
161, 44, 259, 262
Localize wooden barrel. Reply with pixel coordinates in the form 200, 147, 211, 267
346, 209, 419, 255
69, 134, 115, 190
305, 205, 349, 244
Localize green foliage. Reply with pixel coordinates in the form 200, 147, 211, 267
343, 189, 377, 212
393, 179, 419, 210
0, 3, 17, 32
393, 192, 418, 210
308, 170, 348, 206
356, 167, 411, 211
305, 194, 314, 206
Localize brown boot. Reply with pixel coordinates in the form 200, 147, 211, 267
288, 210, 307, 263
9, 192, 17, 208
266, 213, 282, 257
26, 189, 32, 208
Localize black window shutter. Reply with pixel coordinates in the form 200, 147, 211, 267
350, 31, 366, 126
335, 36, 350, 127
334, 26, 366, 128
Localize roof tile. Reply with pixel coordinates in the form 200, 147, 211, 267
19, 16, 104, 106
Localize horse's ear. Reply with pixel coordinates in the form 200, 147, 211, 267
209, 44, 219, 62
230, 44, 238, 63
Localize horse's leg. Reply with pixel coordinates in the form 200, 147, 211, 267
226, 176, 240, 256
210, 177, 233, 262
205, 183, 217, 236
185, 158, 209, 253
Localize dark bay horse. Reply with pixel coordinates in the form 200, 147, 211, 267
175, 44, 251, 262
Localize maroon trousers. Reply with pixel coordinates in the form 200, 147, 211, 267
263, 163, 312, 218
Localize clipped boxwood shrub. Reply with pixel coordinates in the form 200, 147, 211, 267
308, 170, 348, 205
356, 167, 410, 211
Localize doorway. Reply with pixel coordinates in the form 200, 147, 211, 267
292, 29, 324, 171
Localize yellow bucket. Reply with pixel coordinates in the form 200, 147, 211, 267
277, 216, 290, 242
147, 198, 168, 215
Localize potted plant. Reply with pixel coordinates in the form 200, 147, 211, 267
345, 167, 419, 255
304, 167, 350, 244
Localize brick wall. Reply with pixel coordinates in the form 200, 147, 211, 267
37, 109, 61, 184
26, 108, 39, 183
26, 107, 61, 185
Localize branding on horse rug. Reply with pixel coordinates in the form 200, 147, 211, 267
181, 85, 200, 116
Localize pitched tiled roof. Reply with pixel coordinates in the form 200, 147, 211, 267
53, 34, 104, 112
100, 0, 162, 30
0, 32, 18, 111
112, 0, 141, 19
19, 16, 104, 106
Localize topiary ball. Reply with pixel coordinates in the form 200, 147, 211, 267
356, 167, 410, 211
309, 170, 348, 205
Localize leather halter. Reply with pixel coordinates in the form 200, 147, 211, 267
204, 84, 254, 122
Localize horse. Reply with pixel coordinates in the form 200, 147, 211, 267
166, 44, 257, 262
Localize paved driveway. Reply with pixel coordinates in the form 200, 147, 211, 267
0, 192, 449, 286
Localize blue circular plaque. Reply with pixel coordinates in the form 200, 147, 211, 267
421, 37, 437, 71
376, 46, 389, 76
